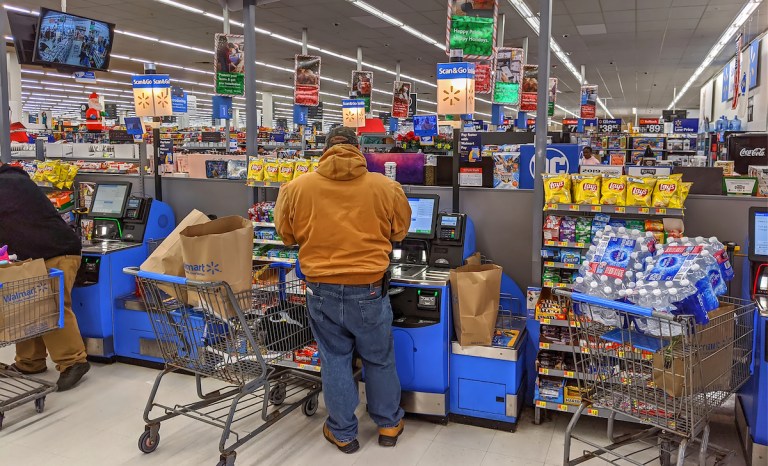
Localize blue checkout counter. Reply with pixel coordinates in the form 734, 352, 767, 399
71, 183, 175, 360
736, 206, 768, 465
359, 194, 527, 427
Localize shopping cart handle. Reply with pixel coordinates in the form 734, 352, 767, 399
554, 289, 674, 320
125, 267, 189, 285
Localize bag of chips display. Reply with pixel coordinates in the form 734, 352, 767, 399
293, 160, 311, 180
671, 182, 693, 209
626, 177, 657, 207
600, 175, 627, 206
278, 160, 295, 183
263, 159, 280, 182
651, 175, 682, 207
542, 174, 572, 204
247, 158, 265, 182
571, 174, 601, 205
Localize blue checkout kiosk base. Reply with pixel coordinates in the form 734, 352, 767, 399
736, 312, 768, 465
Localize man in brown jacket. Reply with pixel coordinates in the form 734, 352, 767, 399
275, 127, 411, 453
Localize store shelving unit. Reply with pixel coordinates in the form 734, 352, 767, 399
534, 201, 686, 424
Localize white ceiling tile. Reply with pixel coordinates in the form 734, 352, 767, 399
669, 5, 706, 19
603, 10, 635, 23
600, 0, 636, 11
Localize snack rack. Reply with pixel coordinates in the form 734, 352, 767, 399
533, 202, 686, 425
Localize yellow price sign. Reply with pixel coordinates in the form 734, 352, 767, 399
581, 347, 589, 354
539, 368, 549, 375
564, 371, 575, 378
575, 242, 585, 248
565, 263, 576, 269
639, 207, 649, 214
541, 318, 551, 325
655, 208, 666, 215
558, 241, 568, 247
588, 408, 599, 416
544, 261, 554, 267
540, 342, 550, 349
615, 207, 626, 213
590, 205, 601, 212
536, 400, 546, 408
569, 204, 580, 211
557, 404, 568, 411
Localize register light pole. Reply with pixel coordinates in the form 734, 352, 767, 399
243, 0, 258, 156
532, 0, 552, 284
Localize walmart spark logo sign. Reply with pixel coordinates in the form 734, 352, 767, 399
184, 261, 222, 276
132, 75, 173, 117
436, 63, 475, 115
342, 99, 366, 128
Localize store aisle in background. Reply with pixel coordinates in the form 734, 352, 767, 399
0, 346, 745, 466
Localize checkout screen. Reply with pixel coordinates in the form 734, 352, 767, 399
408, 197, 436, 235
91, 184, 129, 215
755, 212, 768, 257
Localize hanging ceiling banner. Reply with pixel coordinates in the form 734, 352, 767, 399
446, 0, 498, 59
392, 81, 412, 119
548, 78, 557, 117
519, 64, 538, 112
294, 55, 321, 107
132, 74, 172, 117
342, 99, 366, 127
214, 33, 245, 96
436, 62, 476, 115
492, 47, 524, 105
474, 59, 493, 94
732, 33, 742, 111
580, 84, 598, 119
351, 71, 373, 113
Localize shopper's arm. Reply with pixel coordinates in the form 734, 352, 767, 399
274, 185, 297, 246
390, 184, 412, 242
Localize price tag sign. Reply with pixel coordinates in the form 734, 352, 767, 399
655, 208, 666, 215
540, 342, 550, 349
564, 371, 575, 378
536, 400, 546, 408
588, 408, 599, 416
575, 242, 585, 248
590, 205, 601, 212
569, 204, 580, 211
639, 207, 650, 214
615, 207, 626, 213
557, 404, 568, 411
638, 118, 663, 133
558, 241, 568, 247
541, 318, 551, 325
539, 368, 549, 375
582, 347, 589, 354
598, 118, 622, 133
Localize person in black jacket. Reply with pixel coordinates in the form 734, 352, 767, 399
0, 164, 90, 391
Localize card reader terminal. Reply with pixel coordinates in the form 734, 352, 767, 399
437, 214, 463, 241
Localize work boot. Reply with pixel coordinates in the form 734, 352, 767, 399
56, 361, 90, 391
323, 423, 359, 454
378, 419, 405, 447
5, 363, 48, 375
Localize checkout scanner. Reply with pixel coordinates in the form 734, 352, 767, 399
360, 194, 476, 419
72, 182, 175, 359
737, 206, 768, 465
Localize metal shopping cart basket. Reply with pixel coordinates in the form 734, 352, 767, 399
552, 289, 756, 466
123, 263, 321, 466
0, 268, 64, 430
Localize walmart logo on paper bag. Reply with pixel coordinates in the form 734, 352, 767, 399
184, 261, 222, 276
2, 282, 49, 305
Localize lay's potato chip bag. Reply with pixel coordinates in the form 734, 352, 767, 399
263, 159, 280, 182
670, 181, 693, 209
651, 175, 682, 207
626, 177, 657, 207
600, 175, 627, 206
542, 174, 572, 204
293, 160, 311, 179
278, 160, 295, 182
247, 158, 265, 182
572, 174, 601, 205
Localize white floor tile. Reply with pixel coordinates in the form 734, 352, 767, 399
433, 422, 496, 451
417, 441, 487, 466
481, 452, 546, 466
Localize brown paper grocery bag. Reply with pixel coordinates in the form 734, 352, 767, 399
0, 259, 59, 342
179, 216, 254, 319
450, 263, 503, 346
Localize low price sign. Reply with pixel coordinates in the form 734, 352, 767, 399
673, 118, 699, 133
638, 118, 663, 133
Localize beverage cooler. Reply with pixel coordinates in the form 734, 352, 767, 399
727, 133, 767, 174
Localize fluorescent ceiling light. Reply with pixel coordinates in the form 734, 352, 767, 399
667, 0, 761, 109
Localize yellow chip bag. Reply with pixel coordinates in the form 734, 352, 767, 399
247, 158, 265, 182
542, 174, 572, 204
626, 177, 657, 207
600, 175, 627, 206
572, 175, 601, 205
278, 160, 295, 182
293, 160, 310, 179
651, 175, 682, 207
669, 182, 693, 209
309, 158, 320, 172
263, 159, 280, 182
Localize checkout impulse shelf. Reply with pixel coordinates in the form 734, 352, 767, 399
544, 203, 685, 217
534, 400, 636, 423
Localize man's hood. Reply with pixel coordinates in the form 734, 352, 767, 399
316, 144, 368, 181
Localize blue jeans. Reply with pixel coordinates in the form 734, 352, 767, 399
306, 282, 404, 443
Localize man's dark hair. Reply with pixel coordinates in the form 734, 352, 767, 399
325, 127, 359, 150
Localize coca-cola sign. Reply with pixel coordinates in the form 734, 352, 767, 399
740, 147, 766, 157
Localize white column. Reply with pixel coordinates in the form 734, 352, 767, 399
7, 52, 22, 123
262, 92, 273, 127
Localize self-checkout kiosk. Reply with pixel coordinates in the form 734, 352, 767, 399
72, 182, 175, 359
359, 194, 475, 418
737, 206, 768, 465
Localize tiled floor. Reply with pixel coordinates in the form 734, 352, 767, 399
0, 346, 747, 466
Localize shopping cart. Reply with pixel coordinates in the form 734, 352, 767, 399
123, 263, 321, 466
552, 289, 756, 466
0, 268, 65, 430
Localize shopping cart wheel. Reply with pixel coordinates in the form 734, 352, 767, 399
659, 438, 673, 466
302, 395, 319, 416
34, 397, 45, 414
217, 452, 236, 466
138, 430, 160, 454
269, 383, 287, 406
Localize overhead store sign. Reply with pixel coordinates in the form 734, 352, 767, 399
580, 84, 598, 119
474, 60, 492, 94
294, 54, 321, 107
445, 0, 498, 59
436, 62, 476, 115
492, 47, 524, 105
748, 39, 759, 90
351, 71, 373, 113
638, 118, 663, 133
214, 33, 245, 96
73, 71, 96, 84
171, 86, 187, 113
342, 99, 366, 127
673, 118, 699, 133
131, 74, 172, 117
548, 78, 557, 117
722, 59, 735, 102
308, 102, 323, 120
562, 118, 578, 132
392, 81, 412, 119
598, 119, 622, 133
520, 64, 538, 112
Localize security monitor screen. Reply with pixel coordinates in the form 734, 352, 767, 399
34, 8, 114, 71
91, 184, 130, 217
407, 197, 437, 238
